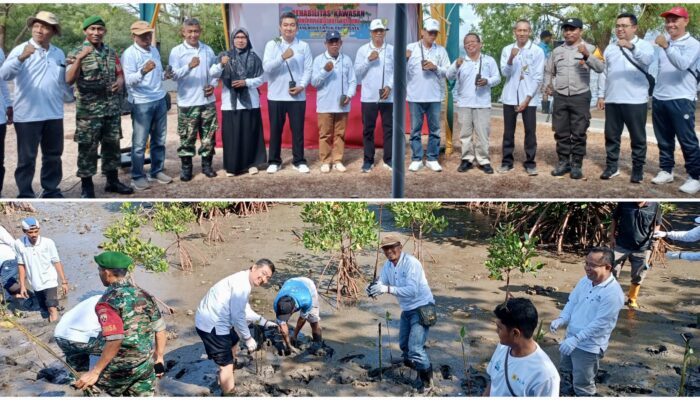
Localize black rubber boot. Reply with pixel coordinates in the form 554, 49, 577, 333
105, 171, 134, 195
570, 162, 584, 180
80, 177, 95, 198
413, 365, 433, 392
202, 156, 217, 178
180, 157, 193, 181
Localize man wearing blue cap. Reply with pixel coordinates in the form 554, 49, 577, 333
311, 30, 356, 173
14, 217, 67, 322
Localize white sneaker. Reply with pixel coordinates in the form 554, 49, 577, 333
382, 162, 393, 171
679, 178, 700, 194
334, 162, 347, 172
408, 161, 424, 172
267, 164, 280, 174
248, 167, 259, 175
320, 164, 331, 173
426, 160, 443, 172
294, 164, 310, 174
651, 171, 674, 184
226, 172, 234, 177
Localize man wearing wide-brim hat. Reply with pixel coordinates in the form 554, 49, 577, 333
65, 15, 133, 198
0, 11, 68, 198
74, 251, 167, 396
366, 234, 437, 392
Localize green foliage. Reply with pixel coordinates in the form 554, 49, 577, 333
388, 202, 448, 239
197, 202, 233, 218
151, 202, 196, 238
101, 202, 168, 273
300, 202, 377, 253
485, 223, 544, 301
534, 320, 545, 342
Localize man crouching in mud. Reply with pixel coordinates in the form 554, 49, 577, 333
367, 234, 437, 392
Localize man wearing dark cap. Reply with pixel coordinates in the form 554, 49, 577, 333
15, 217, 67, 322
544, 18, 604, 179
0, 11, 68, 198
367, 234, 436, 392
74, 251, 167, 396
66, 16, 133, 198
311, 30, 356, 173
650, 6, 700, 194
273, 277, 322, 355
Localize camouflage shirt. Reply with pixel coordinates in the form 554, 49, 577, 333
68, 41, 123, 119
96, 280, 162, 375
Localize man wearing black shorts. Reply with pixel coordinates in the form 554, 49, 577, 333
194, 259, 278, 394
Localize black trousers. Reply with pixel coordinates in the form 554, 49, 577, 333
267, 100, 306, 166
361, 102, 393, 164
0, 123, 6, 196
14, 119, 64, 198
552, 92, 591, 165
604, 102, 648, 168
501, 105, 537, 168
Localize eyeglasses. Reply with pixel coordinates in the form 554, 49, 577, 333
615, 24, 633, 29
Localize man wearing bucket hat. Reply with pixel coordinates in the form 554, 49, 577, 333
355, 18, 394, 173
74, 251, 167, 395
366, 234, 436, 392
66, 15, 133, 198
650, 6, 700, 194
544, 17, 604, 180
273, 276, 322, 355
121, 20, 172, 192
14, 217, 67, 322
654, 216, 700, 260
0, 11, 68, 198
405, 18, 450, 173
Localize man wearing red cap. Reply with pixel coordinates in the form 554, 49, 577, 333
651, 6, 700, 194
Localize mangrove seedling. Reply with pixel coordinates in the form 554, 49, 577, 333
459, 325, 472, 395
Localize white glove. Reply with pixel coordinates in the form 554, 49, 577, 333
559, 337, 578, 356
550, 318, 565, 334
245, 337, 257, 352
368, 283, 389, 297
266, 320, 279, 329
666, 251, 682, 260
653, 231, 667, 239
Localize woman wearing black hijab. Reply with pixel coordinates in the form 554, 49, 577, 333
217, 28, 266, 175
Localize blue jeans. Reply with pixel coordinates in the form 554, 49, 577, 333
131, 96, 168, 180
399, 307, 431, 371
408, 102, 441, 161
652, 98, 700, 179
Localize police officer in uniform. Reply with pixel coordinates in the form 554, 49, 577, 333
66, 16, 133, 198
75, 251, 166, 396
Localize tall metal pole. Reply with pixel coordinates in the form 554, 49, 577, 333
392, 4, 407, 199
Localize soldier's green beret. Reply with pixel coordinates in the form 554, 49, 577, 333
82, 15, 105, 31
94, 251, 132, 270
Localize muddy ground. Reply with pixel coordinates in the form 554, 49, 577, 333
0, 203, 698, 396
1, 100, 700, 199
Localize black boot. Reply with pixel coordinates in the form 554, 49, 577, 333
105, 171, 134, 195
570, 161, 583, 180
202, 156, 217, 178
80, 177, 95, 198
180, 157, 193, 182
550, 160, 571, 177
412, 365, 433, 392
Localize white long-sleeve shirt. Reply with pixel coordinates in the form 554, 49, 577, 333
598, 37, 655, 104
665, 227, 700, 261
262, 37, 313, 101
377, 252, 434, 311
446, 54, 500, 108
0, 226, 15, 264
558, 275, 624, 354
168, 41, 217, 107
0, 39, 67, 122
354, 41, 394, 103
210, 63, 265, 111
653, 33, 700, 101
121, 43, 166, 104
406, 41, 450, 103
500, 41, 545, 106
54, 295, 102, 343
311, 51, 357, 113
195, 270, 266, 340
0, 49, 12, 125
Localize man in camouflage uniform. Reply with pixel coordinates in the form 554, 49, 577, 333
74, 251, 167, 396
66, 16, 133, 198
168, 18, 218, 181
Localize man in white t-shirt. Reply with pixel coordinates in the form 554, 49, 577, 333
15, 217, 68, 322
54, 294, 103, 371
485, 297, 560, 397
0, 224, 19, 300
195, 259, 278, 395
